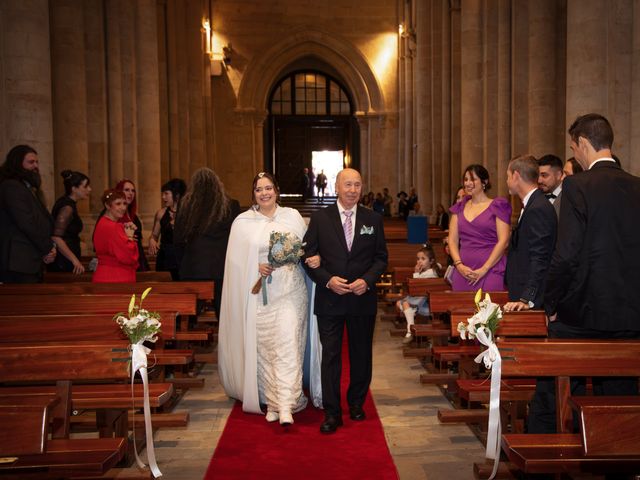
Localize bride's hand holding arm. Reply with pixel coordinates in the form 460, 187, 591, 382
305, 254, 321, 269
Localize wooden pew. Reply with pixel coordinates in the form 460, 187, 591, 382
0, 343, 130, 477
437, 311, 547, 428
43, 270, 172, 283
428, 290, 510, 317
406, 278, 450, 297
410, 290, 510, 349
414, 291, 509, 386
495, 339, 640, 476
0, 282, 215, 339
0, 293, 197, 316
0, 281, 214, 303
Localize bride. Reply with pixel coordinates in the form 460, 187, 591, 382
218, 172, 321, 425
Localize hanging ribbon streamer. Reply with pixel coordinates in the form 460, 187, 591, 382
474, 328, 502, 480
131, 342, 162, 478
261, 274, 272, 305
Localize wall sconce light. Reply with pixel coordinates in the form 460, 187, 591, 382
203, 18, 231, 76
203, 19, 212, 54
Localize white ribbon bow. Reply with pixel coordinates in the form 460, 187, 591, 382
473, 328, 502, 480
131, 342, 162, 478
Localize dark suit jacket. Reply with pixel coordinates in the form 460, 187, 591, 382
0, 179, 53, 276
505, 188, 557, 307
303, 204, 388, 316
175, 199, 241, 280
544, 161, 640, 331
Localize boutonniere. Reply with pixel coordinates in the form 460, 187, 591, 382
360, 225, 374, 235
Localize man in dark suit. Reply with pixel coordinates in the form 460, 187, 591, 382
504, 155, 557, 312
535, 113, 640, 433
0, 145, 56, 283
303, 168, 388, 434
537, 154, 564, 219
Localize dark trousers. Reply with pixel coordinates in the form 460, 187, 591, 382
527, 320, 640, 434
316, 314, 376, 417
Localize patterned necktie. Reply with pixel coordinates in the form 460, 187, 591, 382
343, 210, 353, 251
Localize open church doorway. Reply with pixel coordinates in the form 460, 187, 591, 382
312, 150, 343, 197
266, 70, 360, 197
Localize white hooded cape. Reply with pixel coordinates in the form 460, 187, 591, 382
218, 205, 322, 413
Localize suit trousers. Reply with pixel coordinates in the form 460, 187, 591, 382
317, 314, 376, 417
527, 320, 640, 434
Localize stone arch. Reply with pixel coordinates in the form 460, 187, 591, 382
237, 28, 385, 115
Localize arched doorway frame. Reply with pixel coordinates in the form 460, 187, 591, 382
236, 28, 386, 186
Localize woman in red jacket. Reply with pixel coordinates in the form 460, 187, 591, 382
92, 189, 139, 283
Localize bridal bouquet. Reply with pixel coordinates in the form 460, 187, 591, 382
113, 287, 162, 344
252, 231, 305, 304
267, 231, 305, 266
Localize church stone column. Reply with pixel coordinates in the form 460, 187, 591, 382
565, 0, 609, 123
50, 0, 89, 203
0, 0, 55, 205
460, 0, 483, 170
84, 0, 109, 214
527, 0, 558, 157
135, 0, 162, 222
415, 0, 432, 215
356, 115, 371, 190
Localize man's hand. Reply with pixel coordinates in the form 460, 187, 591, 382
546, 313, 557, 325
503, 301, 530, 312
328, 276, 351, 295
348, 278, 368, 295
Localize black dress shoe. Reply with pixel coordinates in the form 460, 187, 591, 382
349, 405, 366, 421
320, 415, 343, 434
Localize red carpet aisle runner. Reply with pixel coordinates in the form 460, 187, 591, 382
204, 336, 399, 480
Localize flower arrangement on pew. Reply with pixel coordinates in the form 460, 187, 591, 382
251, 231, 306, 305
456, 288, 502, 369
113, 287, 163, 478
457, 288, 503, 480
114, 287, 162, 345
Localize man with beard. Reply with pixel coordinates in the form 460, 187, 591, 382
0, 145, 56, 282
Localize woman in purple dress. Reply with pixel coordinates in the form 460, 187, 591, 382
448, 164, 511, 291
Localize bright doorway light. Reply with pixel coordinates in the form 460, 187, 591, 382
312, 150, 343, 196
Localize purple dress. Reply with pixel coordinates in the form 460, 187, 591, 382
449, 196, 511, 291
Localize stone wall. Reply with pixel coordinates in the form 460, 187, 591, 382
1, 0, 640, 250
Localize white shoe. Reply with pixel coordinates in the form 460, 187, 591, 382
279, 410, 293, 426
265, 411, 279, 422
402, 332, 413, 344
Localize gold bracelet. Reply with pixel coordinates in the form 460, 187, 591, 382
453, 260, 462, 266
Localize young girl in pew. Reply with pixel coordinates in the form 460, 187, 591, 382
396, 244, 442, 344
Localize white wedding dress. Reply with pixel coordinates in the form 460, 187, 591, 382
256, 225, 308, 415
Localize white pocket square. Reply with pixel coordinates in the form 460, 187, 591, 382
360, 225, 374, 235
